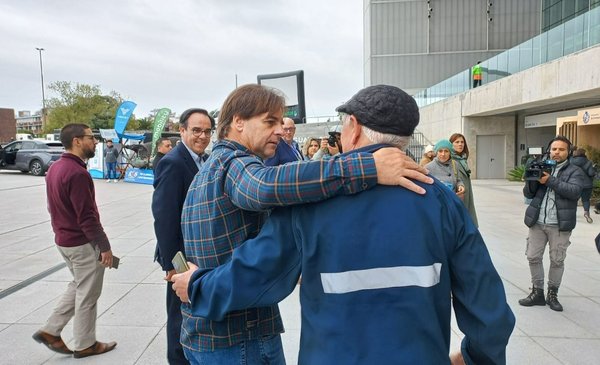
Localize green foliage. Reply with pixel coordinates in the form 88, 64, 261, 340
44, 81, 123, 133
593, 179, 600, 206
507, 165, 525, 181
582, 144, 600, 166
135, 117, 153, 131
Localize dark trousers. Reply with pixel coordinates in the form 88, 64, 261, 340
473, 79, 482, 88
166, 281, 189, 364
580, 187, 592, 212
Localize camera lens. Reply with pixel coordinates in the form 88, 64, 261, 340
327, 135, 337, 147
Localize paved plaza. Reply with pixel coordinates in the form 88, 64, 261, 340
0, 171, 599, 364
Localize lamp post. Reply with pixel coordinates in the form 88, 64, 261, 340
35, 47, 46, 130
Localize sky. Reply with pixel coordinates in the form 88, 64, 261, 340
0, 0, 364, 121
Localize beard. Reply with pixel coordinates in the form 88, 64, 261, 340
84, 147, 96, 159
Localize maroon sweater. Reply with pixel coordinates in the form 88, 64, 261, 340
46, 153, 111, 252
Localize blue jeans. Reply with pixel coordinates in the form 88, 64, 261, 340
183, 334, 286, 365
106, 162, 117, 179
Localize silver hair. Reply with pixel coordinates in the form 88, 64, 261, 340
362, 126, 410, 150
341, 112, 411, 150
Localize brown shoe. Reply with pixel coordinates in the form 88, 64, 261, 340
32, 330, 73, 354
73, 341, 117, 359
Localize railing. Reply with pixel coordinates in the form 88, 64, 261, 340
407, 130, 434, 163
414, 6, 600, 108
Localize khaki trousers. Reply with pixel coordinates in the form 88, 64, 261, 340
42, 243, 105, 350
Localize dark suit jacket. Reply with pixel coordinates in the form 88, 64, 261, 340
152, 152, 165, 170
264, 139, 304, 166
152, 142, 207, 271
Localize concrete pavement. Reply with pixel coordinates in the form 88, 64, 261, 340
0, 171, 599, 364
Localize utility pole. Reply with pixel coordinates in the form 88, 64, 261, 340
35, 47, 46, 130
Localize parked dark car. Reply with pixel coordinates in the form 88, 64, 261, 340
0, 140, 64, 176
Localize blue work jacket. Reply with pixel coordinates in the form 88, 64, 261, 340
189, 144, 515, 365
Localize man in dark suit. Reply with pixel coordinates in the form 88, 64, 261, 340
151, 108, 214, 364
152, 137, 173, 169
265, 117, 304, 165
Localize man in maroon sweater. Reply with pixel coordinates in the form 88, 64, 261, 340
32, 123, 117, 359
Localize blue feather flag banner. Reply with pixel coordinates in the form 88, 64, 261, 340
114, 101, 137, 135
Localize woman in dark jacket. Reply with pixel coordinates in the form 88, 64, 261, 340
450, 133, 478, 227
570, 148, 597, 223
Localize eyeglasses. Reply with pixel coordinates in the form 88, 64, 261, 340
190, 128, 214, 137
282, 127, 296, 133
77, 135, 97, 140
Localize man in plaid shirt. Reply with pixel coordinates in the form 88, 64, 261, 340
173, 84, 432, 364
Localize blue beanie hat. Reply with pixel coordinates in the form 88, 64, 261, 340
434, 139, 454, 153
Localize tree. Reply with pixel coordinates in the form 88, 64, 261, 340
44, 81, 123, 133
134, 117, 153, 131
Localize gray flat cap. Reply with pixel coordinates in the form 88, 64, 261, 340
335, 85, 419, 136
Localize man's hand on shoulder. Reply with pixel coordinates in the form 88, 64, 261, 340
373, 147, 433, 194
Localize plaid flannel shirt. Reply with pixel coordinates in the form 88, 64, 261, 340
180, 139, 378, 351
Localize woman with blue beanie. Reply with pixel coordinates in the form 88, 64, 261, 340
426, 139, 465, 199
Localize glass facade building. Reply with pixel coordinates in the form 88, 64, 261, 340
415, 6, 600, 107
542, 0, 600, 31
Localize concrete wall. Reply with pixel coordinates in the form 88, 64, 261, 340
462, 45, 600, 116
365, 0, 541, 94
419, 44, 600, 178
418, 99, 515, 179
416, 93, 464, 144
579, 124, 600, 148
464, 116, 516, 178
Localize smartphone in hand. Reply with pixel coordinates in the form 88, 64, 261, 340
98, 253, 120, 269
172, 251, 190, 273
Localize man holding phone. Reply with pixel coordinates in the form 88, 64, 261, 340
33, 123, 117, 359
152, 108, 215, 365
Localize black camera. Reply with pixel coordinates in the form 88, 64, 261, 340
327, 133, 338, 148
524, 158, 556, 181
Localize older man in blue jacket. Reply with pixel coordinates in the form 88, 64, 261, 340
175, 85, 515, 365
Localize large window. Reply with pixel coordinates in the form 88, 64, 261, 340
414, 6, 600, 108
542, 0, 591, 31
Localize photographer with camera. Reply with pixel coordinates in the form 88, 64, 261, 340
519, 136, 585, 312
312, 125, 342, 160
